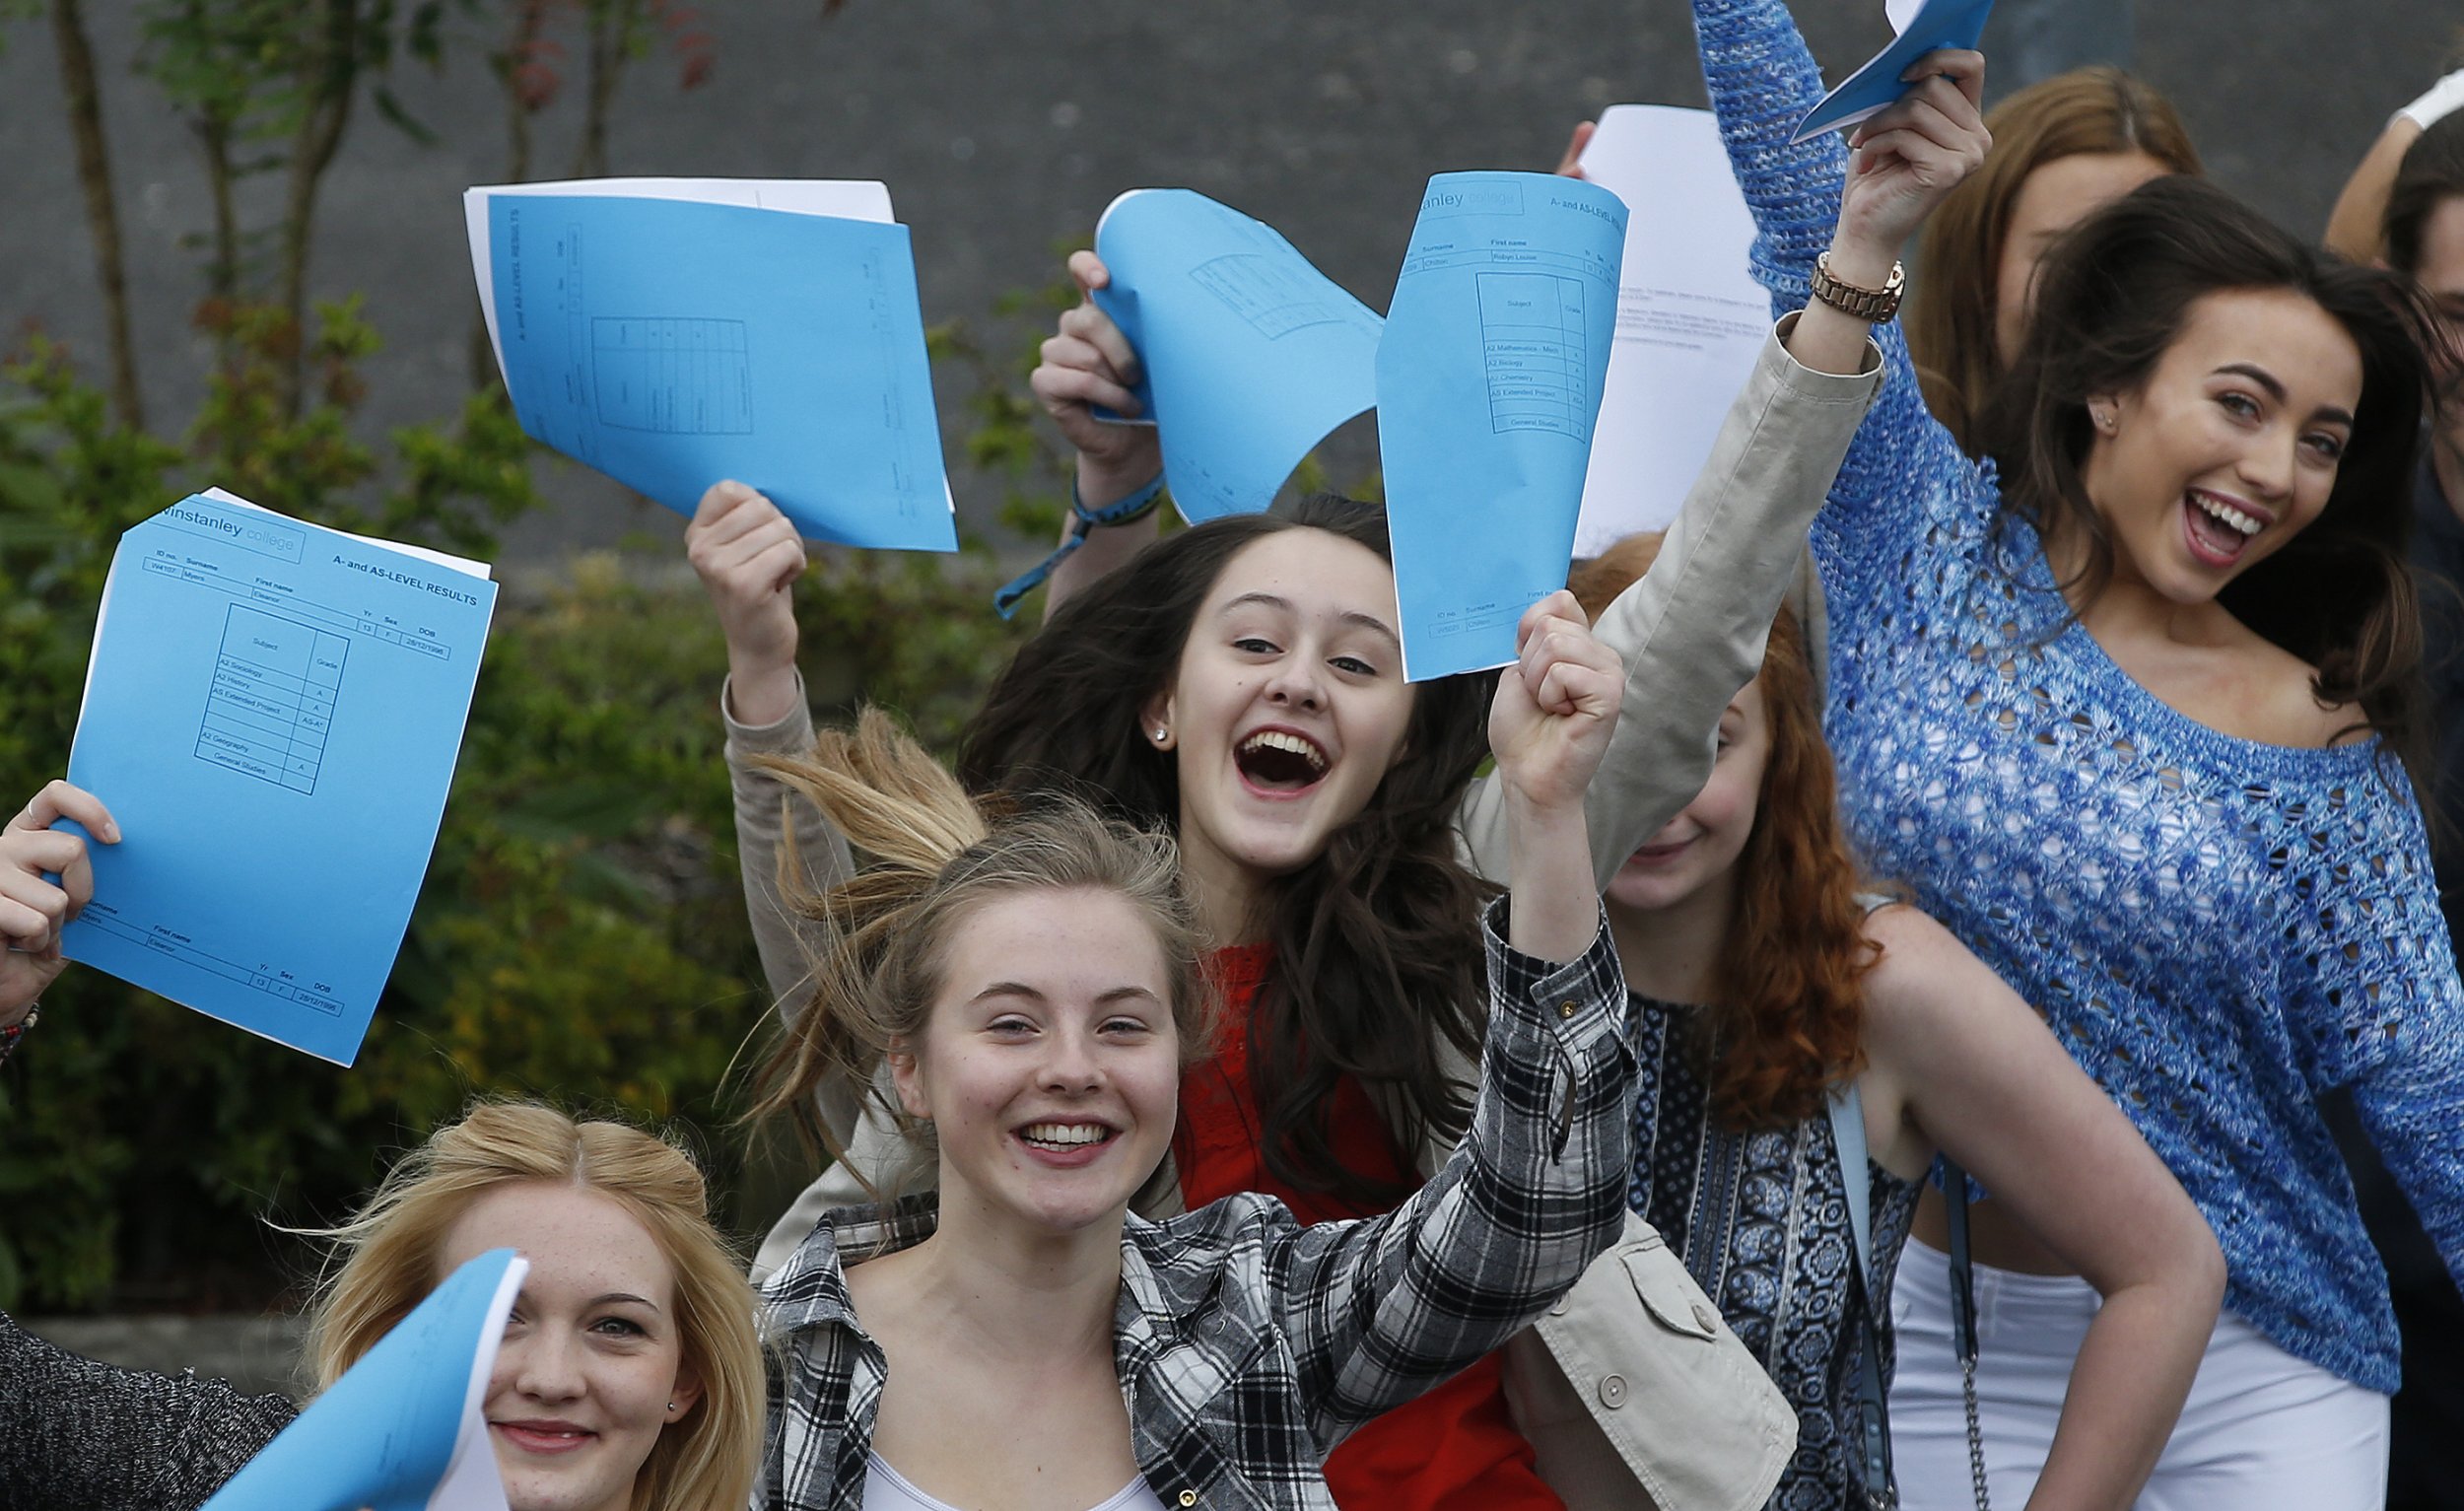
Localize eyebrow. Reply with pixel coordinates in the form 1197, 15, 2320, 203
1220, 591, 1403, 651
2214, 363, 2287, 403
969, 983, 1162, 1006
2214, 363, 2357, 428
592, 1292, 659, 1311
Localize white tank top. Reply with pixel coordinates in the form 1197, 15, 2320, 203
862, 1453, 1170, 1511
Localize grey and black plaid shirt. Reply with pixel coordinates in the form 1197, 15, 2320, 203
755, 899, 1632, 1510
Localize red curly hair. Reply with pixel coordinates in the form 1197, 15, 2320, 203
1568, 534, 1880, 1131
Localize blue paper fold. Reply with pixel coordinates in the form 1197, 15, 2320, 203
1792, 0, 1996, 143
486, 193, 956, 550
1091, 188, 1383, 520
202, 1249, 524, 1511
61, 491, 497, 1065
1377, 172, 1626, 681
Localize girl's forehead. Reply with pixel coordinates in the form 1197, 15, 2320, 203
440, 1181, 676, 1303
1205, 530, 1399, 621
934, 888, 1172, 1001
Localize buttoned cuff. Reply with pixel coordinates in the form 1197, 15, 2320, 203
1481, 897, 1627, 1056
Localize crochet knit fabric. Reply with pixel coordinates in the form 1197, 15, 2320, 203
1690, 0, 2464, 1391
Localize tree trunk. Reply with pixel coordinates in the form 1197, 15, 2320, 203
50, 0, 144, 432
274, 0, 363, 418
569, 0, 636, 179
199, 112, 238, 304
472, 0, 548, 390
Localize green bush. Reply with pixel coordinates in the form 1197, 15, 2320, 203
0, 302, 1050, 1310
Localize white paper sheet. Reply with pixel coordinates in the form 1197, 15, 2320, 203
1569, 105, 1769, 554
461, 176, 895, 372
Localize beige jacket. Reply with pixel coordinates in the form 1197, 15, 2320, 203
726, 320, 1881, 1511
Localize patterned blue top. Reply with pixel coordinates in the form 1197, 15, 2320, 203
1687, 0, 2464, 1391
1629, 994, 1920, 1508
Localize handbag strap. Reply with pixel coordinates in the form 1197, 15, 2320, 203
1825, 1082, 1896, 1508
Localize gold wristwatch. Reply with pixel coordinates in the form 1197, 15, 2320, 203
1810, 252, 1906, 323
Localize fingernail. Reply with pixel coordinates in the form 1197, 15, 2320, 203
104, 822, 121, 843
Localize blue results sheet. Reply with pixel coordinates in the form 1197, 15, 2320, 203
61, 490, 498, 1065
1793, 0, 1995, 142
486, 192, 956, 550
202, 1249, 525, 1511
1378, 172, 1625, 681
1091, 188, 1383, 520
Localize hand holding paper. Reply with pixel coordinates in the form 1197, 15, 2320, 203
1377, 172, 1626, 681
1832, 46, 1992, 264
1793, 0, 1995, 143
1486, 590, 1624, 816
1031, 250, 1167, 499
202, 1249, 526, 1511
60, 489, 498, 1065
1089, 188, 1383, 521
0, 781, 116, 1019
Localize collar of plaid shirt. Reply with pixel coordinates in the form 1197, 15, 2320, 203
759, 1194, 1286, 1510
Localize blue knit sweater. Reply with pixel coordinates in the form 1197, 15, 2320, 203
1689, 0, 2464, 1392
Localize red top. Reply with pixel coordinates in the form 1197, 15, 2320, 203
1172, 944, 1563, 1511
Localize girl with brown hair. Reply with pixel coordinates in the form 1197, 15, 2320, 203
1564, 535, 2221, 1510
1903, 67, 2200, 450
1691, 0, 2464, 1501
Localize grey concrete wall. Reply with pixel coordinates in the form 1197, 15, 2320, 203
1, 1, 2452, 564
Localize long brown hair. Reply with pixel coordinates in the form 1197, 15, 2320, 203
960, 494, 1498, 1202
1981, 175, 2437, 762
1906, 66, 2200, 450
1568, 537, 1876, 1131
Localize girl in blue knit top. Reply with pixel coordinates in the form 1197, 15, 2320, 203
1689, 1, 2463, 1504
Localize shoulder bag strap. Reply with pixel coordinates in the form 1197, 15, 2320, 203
1826, 1081, 1896, 1508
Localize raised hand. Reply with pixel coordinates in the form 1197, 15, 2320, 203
686, 481, 806, 727
1, 781, 118, 1025
1030, 250, 1165, 502
1832, 48, 1990, 276
1488, 592, 1621, 960
1488, 591, 1623, 816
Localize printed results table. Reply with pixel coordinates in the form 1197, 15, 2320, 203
197, 603, 349, 794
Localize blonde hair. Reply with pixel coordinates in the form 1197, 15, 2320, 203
746, 707, 1212, 1191
303, 1102, 762, 1511
1905, 65, 2201, 449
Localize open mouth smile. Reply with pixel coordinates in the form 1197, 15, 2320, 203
2182, 488, 2269, 568
1234, 727, 1331, 795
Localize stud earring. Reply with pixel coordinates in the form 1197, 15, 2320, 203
1152, 727, 1169, 743
2090, 405, 2117, 435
